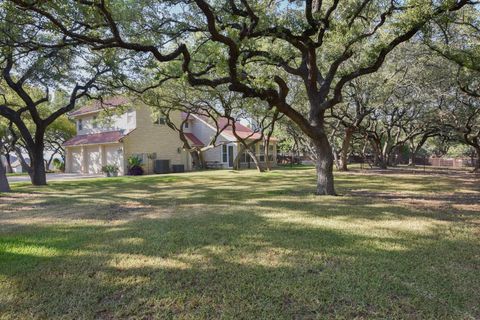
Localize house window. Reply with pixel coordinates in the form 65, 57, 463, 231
259, 144, 265, 162
240, 146, 255, 163
222, 145, 228, 163
78, 119, 83, 131
268, 144, 274, 161
154, 116, 166, 125
92, 116, 97, 128
240, 151, 250, 163
184, 122, 189, 129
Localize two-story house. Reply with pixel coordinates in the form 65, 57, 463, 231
63, 97, 277, 175
64, 97, 192, 175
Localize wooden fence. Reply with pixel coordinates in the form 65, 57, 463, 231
427, 157, 477, 168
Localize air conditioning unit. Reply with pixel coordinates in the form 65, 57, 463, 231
172, 164, 185, 173
154, 159, 170, 174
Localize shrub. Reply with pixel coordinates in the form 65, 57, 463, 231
52, 158, 65, 172
108, 165, 119, 174
128, 155, 143, 167
102, 164, 120, 177
127, 155, 144, 176
128, 165, 144, 176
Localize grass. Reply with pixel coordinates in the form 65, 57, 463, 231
5, 172, 28, 177
0, 167, 479, 319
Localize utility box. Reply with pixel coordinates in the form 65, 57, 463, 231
154, 160, 170, 174
172, 164, 185, 173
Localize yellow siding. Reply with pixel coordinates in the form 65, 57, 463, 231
122, 106, 189, 174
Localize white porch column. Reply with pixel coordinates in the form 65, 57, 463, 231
121, 145, 126, 175
65, 148, 72, 173
99, 145, 105, 169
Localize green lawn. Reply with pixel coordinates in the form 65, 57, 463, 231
1, 168, 479, 319
5, 172, 28, 177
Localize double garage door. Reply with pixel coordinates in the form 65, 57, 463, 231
69, 145, 123, 174
70, 147, 82, 173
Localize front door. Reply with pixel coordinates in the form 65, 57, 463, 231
228, 145, 234, 167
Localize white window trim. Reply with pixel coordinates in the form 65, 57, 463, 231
222, 145, 228, 163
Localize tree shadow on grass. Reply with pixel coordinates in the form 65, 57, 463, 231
2, 169, 478, 229
1, 169, 479, 318
0, 207, 479, 319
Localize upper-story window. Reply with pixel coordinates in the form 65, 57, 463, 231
184, 121, 189, 129
153, 116, 166, 125
92, 116, 98, 129
78, 119, 83, 131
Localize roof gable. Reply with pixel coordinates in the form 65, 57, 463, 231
69, 96, 132, 117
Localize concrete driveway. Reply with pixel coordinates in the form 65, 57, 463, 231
8, 173, 104, 183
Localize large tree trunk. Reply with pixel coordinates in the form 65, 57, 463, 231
246, 148, 264, 172
339, 127, 354, 171
0, 142, 11, 192
332, 145, 341, 170
382, 143, 391, 168
30, 144, 47, 186
46, 156, 53, 172
408, 149, 416, 166
408, 139, 416, 166
198, 151, 207, 169
473, 146, 480, 173
388, 146, 400, 166
264, 142, 272, 171
190, 150, 202, 170
370, 139, 387, 169
378, 158, 387, 169
0, 160, 10, 192
408, 134, 432, 167
313, 134, 336, 195
5, 153, 13, 173
233, 145, 244, 170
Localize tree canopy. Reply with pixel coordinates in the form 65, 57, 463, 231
2, 0, 480, 189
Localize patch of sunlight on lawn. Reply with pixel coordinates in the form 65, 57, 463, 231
109, 253, 191, 270
115, 237, 145, 245
231, 247, 296, 268
259, 209, 448, 236
1, 244, 62, 257
359, 239, 410, 252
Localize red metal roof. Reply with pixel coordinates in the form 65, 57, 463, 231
63, 131, 125, 146
184, 133, 204, 147
183, 113, 278, 142
222, 130, 264, 140
69, 96, 131, 117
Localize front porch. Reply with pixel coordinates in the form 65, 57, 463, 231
219, 142, 277, 169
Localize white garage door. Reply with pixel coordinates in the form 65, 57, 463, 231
86, 146, 101, 174
105, 144, 124, 174
70, 148, 82, 173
